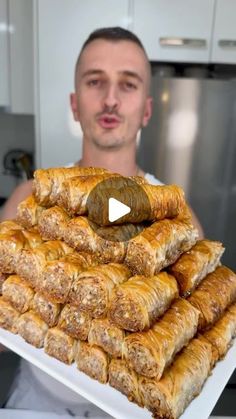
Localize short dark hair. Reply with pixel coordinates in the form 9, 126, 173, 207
74, 27, 151, 90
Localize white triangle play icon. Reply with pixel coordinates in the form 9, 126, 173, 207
108, 197, 131, 222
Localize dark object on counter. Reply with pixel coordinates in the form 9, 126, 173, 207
3, 149, 34, 180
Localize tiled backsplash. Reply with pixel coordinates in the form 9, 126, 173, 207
0, 113, 35, 199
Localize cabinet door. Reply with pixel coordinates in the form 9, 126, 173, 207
0, 0, 10, 107
133, 0, 215, 62
8, 0, 34, 113
36, 0, 129, 168
211, 0, 236, 64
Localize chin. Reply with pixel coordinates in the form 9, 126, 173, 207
93, 137, 124, 150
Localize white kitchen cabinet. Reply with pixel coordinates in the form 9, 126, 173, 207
132, 0, 215, 63
211, 0, 236, 64
35, 0, 130, 168
0, 0, 10, 107
8, 0, 34, 113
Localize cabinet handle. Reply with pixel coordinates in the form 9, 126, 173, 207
159, 37, 206, 48
218, 40, 236, 48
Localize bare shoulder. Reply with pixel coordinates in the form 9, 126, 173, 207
0, 179, 33, 221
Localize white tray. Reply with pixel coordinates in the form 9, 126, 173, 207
0, 328, 235, 419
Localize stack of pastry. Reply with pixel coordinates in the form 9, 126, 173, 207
0, 166, 236, 419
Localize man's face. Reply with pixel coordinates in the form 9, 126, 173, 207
70, 39, 152, 150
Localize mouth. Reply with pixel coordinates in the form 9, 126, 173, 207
97, 115, 121, 129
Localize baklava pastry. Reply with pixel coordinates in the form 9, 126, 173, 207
109, 359, 142, 406
33, 166, 109, 206
188, 266, 236, 331
75, 341, 109, 384
0, 229, 42, 274
64, 216, 143, 263
123, 299, 200, 379
0, 220, 22, 234
40, 252, 97, 303
0, 273, 7, 295
68, 263, 131, 317
88, 182, 187, 225
17, 310, 48, 347
58, 303, 91, 340
88, 318, 126, 358
0, 297, 20, 333
125, 218, 198, 276
2, 275, 34, 313
32, 292, 61, 327
16, 195, 45, 228
201, 302, 236, 366
108, 272, 179, 331
44, 327, 77, 364
169, 239, 225, 296
139, 338, 212, 419
38, 206, 70, 240
16, 240, 73, 288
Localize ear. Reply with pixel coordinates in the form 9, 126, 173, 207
70, 93, 80, 121
142, 96, 153, 127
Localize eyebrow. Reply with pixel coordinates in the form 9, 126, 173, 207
81, 69, 143, 84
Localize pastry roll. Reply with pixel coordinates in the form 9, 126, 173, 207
44, 327, 77, 364
0, 229, 43, 274
38, 206, 70, 240
2, 275, 34, 313
88, 182, 187, 225
169, 239, 225, 297
0, 297, 20, 333
40, 252, 97, 303
33, 166, 109, 206
0, 273, 7, 295
140, 338, 212, 419
108, 272, 179, 332
0, 220, 22, 234
88, 318, 126, 358
32, 292, 61, 327
17, 310, 48, 348
16, 240, 73, 288
75, 341, 109, 384
63, 216, 143, 263
201, 302, 236, 366
125, 219, 198, 276
16, 195, 45, 228
123, 299, 200, 379
109, 359, 142, 406
58, 304, 91, 340
68, 263, 131, 317
188, 265, 236, 331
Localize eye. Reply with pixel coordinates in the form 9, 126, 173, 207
87, 79, 100, 87
122, 81, 137, 91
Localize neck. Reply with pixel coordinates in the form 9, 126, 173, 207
79, 139, 143, 177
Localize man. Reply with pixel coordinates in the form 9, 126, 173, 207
0, 27, 203, 416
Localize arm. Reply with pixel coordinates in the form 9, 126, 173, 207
0, 180, 33, 222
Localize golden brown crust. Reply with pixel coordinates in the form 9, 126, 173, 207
2, 274, 34, 313
75, 341, 109, 384
16, 195, 45, 228
40, 252, 98, 303
88, 318, 126, 357
188, 266, 236, 331
139, 338, 212, 419
124, 299, 200, 379
38, 206, 70, 240
58, 304, 91, 340
0, 297, 20, 333
125, 219, 198, 276
68, 263, 131, 317
44, 327, 77, 364
169, 239, 225, 297
16, 310, 48, 347
109, 359, 142, 406
108, 272, 179, 331
0, 220, 23, 234
32, 292, 61, 327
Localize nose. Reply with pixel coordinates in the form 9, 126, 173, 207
102, 83, 120, 111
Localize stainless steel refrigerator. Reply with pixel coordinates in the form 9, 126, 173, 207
138, 69, 236, 272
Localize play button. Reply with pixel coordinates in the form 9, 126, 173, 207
86, 175, 151, 242
108, 198, 131, 222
